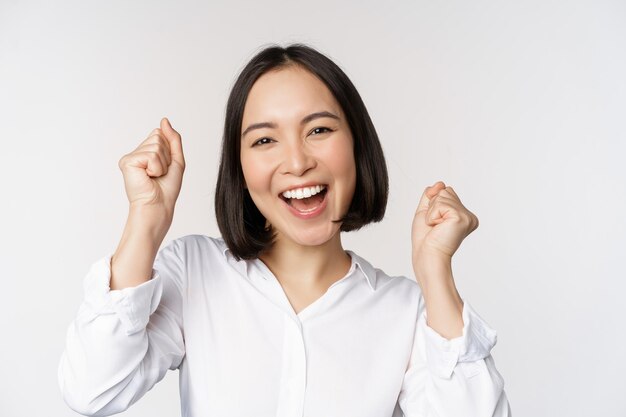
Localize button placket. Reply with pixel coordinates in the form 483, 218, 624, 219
275, 314, 307, 417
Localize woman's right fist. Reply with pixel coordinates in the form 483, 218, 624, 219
118, 118, 186, 218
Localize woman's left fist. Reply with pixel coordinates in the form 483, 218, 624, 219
411, 181, 479, 264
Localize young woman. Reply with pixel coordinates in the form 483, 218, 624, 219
59, 44, 511, 417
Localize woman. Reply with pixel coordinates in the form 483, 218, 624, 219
59, 44, 511, 416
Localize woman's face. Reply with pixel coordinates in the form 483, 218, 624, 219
240, 65, 356, 249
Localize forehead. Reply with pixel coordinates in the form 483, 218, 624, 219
242, 65, 344, 126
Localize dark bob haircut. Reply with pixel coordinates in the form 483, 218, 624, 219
215, 43, 388, 260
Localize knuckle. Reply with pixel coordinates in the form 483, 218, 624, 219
148, 151, 161, 161
155, 143, 167, 154
457, 212, 471, 224
118, 154, 128, 167
452, 215, 465, 224
156, 138, 170, 153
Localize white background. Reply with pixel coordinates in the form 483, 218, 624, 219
1, 0, 625, 416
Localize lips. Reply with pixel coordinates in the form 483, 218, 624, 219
280, 186, 327, 205
279, 186, 329, 218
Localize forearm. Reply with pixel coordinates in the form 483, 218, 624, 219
111, 205, 170, 290
60, 238, 185, 415
413, 256, 464, 340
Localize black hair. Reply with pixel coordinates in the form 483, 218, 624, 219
215, 43, 388, 260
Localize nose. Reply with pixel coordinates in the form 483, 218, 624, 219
279, 140, 316, 177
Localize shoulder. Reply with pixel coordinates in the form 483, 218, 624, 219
156, 234, 242, 282
348, 250, 422, 302
161, 234, 230, 263
374, 268, 422, 303
171, 234, 227, 250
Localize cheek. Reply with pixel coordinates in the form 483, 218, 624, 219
326, 144, 356, 180
240, 154, 272, 195
321, 139, 356, 196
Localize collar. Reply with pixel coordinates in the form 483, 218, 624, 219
345, 250, 378, 291
221, 245, 378, 291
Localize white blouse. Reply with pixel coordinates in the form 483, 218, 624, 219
58, 234, 511, 417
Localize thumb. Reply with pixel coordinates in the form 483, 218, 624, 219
160, 117, 186, 167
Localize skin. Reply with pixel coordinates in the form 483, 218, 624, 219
239, 65, 479, 339
113, 80, 474, 336
240, 65, 355, 310
412, 182, 478, 339
111, 118, 185, 291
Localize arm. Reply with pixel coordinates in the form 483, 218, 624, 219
57, 236, 185, 416
402, 182, 511, 415
397, 289, 511, 416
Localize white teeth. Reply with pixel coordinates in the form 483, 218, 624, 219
282, 185, 326, 200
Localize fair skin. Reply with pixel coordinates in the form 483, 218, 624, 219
112, 66, 476, 339
239, 65, 478, 339
240, 65, 354, 312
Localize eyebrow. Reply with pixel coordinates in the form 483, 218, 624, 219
241, 111, 340, 138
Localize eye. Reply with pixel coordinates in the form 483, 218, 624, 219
309, 127, 333, 136
252, 137, 274, 147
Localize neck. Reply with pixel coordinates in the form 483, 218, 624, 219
259, 232, 351, 289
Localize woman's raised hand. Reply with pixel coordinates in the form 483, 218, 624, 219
118, 118, 186, 220
411, 181, 480, 267
110, 118, 185, 290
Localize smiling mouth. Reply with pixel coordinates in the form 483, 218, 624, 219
280, 186, 328, 212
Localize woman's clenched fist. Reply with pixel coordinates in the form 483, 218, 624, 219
411, 181, 479, 266
118, 118, 186, 220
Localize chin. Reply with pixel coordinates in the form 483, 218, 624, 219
281, 223, 341, 248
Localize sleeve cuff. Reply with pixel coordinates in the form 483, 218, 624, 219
79, 254, 163, 335
422, 299, 498, 379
